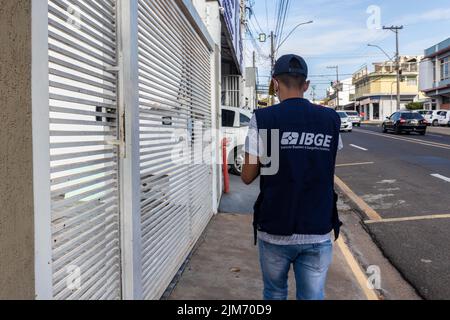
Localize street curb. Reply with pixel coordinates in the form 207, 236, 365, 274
335, 234, 380, 300
335, 178, 424, 300
335, 176, 382, 222
428, 127, 450, 136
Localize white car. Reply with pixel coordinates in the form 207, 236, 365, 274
344, 111, 362, 127
337, 111, 353, 132
437, 110, 450, 127
416, 110, 429, 117
424, 110, 444, 127
221, 106, 253, 175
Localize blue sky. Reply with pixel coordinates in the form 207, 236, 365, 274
246, 0, 450, 99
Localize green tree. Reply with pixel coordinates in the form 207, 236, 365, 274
405, 102, 424, 110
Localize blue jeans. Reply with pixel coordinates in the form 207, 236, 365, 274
258, 239, 333, 300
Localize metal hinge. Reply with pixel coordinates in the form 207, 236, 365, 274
106, 139, 121, 146
105, 65, 120, 72
106, 110, 126, 158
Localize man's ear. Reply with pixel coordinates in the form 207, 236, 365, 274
303, 80, 310, 92
269, 78, 277, 96
273, 78, 279, 94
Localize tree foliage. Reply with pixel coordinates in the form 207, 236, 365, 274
406, 102, 424, 110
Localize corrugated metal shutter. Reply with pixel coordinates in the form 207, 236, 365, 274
48, 0, 122, 300
137, 0, 213, 299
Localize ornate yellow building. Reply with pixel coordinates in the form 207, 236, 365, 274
353, 56, 424, 121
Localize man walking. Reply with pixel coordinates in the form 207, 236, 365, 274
241, 54, 342, 300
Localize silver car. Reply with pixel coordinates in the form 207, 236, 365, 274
344, 111, 362, 127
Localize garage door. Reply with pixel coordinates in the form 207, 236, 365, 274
137, 0, 213, 300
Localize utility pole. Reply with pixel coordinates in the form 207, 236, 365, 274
270, 31, 275, 106
327, 65, 340, 109
383, 25, 403, 110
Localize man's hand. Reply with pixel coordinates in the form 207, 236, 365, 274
241, 152, 260, 185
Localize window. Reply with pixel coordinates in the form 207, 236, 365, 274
441, 57, 449, 81
407, 78, 417, 86
373, 103, 380, 120
400, 113, 424, 120
239, 113, 251, 127
222, 109, 236, 127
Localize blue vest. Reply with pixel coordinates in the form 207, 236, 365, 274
253, 98, 342, 244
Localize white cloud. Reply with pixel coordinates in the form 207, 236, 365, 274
278, 27, 390, 57
395, 8, 450, 25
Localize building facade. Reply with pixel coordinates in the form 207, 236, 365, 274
326, 78, 355, 110
419, 38, 450, 110
353, 56, 422, 121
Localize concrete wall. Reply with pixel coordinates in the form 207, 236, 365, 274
0, 0, 35, 299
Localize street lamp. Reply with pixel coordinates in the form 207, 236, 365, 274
367, 44, 394, 62
274, 20, 314, 54
269, 20, 314, 106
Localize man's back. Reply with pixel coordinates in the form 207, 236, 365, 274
254, 98, 341, 237
242, 54, 342, 300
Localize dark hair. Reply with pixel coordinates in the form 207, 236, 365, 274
275, 59, 307, 89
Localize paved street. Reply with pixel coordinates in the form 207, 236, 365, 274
336, 125, 450, 299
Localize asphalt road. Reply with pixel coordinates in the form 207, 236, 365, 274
336, 125, 450, 300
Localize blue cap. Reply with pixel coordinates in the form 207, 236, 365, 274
273, 54, 308, 78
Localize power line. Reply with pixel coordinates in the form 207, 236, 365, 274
276, 0, 291, 49
245, 24, 265, 57
273, 0, 290, 50
247, 2, 265, 34
265, 0, 269, 31
274, 0, 286, 41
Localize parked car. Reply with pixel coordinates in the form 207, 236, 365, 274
437, 110, 450, 127
416, 109, 430, 117
337, 111, 353, 132
221, 106, 253, 175
424, 110, 443, 127
382, 111, 427, 135
344, 111, 362, 127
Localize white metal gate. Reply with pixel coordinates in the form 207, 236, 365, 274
137, 0, 213, 299
43, 0, 213, 300
48, 0, 122, 300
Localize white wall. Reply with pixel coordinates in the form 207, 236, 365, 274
193, 0, 223, 211
419, 59, 434, 91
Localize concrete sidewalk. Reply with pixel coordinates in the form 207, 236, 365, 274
428, 126, 450, 136
169, 175, 371, 300
168, 213, 368, 300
